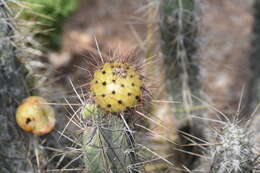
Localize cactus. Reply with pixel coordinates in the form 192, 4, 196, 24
0, 1, 57, 172
0, 1, 33, 172
82, 111, 138, 172
144, 0, 202, 171
159, 0, 198, 117
70, 51, 150, 172
197, 1, 260, 172
2, 0, 260, 172
210, 122, 255, 173
20, 0, 78, 50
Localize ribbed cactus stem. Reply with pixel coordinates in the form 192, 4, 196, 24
160, 0, 197, 97
154, 0, 201, 170
0, 1, 33, 172
210, 123, 255, 173
1, 3, 14, 60
82, 112, 138, 173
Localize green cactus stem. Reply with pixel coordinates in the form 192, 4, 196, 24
82, 111, 138, 173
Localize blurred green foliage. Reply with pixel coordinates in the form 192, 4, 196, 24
21, 0, 78, 50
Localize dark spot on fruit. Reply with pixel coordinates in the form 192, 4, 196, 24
132, 83, 135, 86
101, 94, 106, 97
111, 65, 114, 68
128, 93, 132, 96
26, 118, 31, 124
130, 75, 133, 78
95, 80, 98, 83
118, 100, 122, 104
112, 79, 116, 83
121, 84, 125, 87
135, 96, 140, 100
126, 66, 130, 70
102, 81, 106, 86
102, 71, 106, 74
112, 91, 116, 94
107, 104, 112, 108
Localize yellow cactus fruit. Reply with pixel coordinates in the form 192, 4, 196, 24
16, 96, 56, 136
90, 62, 142, 112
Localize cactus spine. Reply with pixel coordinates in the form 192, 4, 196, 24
210, 123, 255, 173
0, 1, 33, 172
82, 112, 138, 172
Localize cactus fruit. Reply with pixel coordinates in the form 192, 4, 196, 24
16, 96, 55, 136
80, 51, 149, 172
90, 62, 143, 112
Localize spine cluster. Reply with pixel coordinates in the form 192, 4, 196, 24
210, 123, 255, 173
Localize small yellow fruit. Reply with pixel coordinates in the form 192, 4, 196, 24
90, 62, 142, 112
16, 96, 55, 136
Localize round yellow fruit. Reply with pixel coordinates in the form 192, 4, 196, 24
90, 62, 142, 112
16, 96, 56, 136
